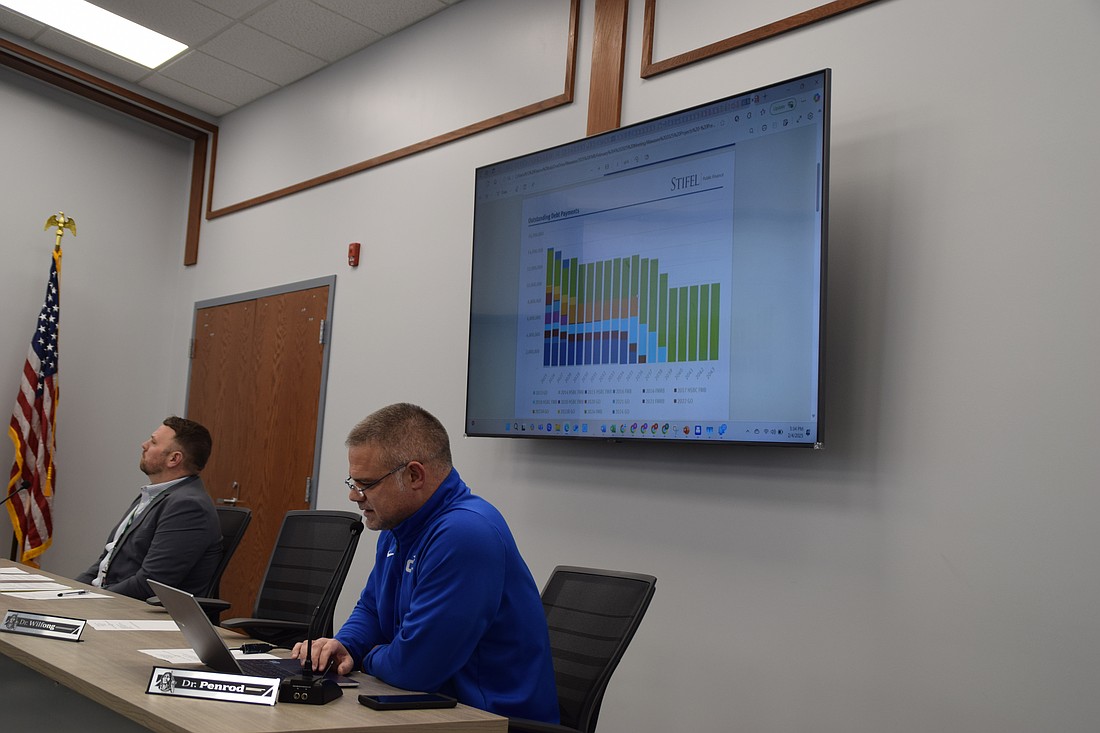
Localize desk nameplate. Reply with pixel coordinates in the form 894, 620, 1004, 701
1, 609, 85, 641
146, 666, 279, 706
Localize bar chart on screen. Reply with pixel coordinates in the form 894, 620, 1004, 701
513, 151, 735, 423
541, 247, 722, 367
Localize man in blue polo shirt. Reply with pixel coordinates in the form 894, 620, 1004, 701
293, 403, 558, 723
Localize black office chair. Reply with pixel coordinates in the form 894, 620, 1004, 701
146, 505, 252, 623
220, 510, 364, 647
203, 506, 253, 617
509, 566, 657, 733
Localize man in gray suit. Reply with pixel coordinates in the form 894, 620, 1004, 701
75, 416, 221, 600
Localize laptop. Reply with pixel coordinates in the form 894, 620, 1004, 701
147, 579, 358, 687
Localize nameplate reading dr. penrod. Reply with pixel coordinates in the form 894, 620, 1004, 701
1, 609, 86, 641
146, 667, 279, 706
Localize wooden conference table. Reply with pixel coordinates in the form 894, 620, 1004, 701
0, 559, 504, 733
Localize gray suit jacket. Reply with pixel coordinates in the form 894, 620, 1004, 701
75, 476, 222, 600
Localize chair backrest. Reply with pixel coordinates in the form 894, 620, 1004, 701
250, 510, 364, 637
540, 566, 656, 733
205, 506, 252, 597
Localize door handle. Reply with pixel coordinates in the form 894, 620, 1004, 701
218, 481, 242, 505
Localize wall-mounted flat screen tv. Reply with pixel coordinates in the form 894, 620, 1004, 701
466, 69, 830, 446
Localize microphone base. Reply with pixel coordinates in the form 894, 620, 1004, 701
277, 675, 343, 705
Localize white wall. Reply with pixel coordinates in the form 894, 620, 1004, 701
3, 1, 1099, 732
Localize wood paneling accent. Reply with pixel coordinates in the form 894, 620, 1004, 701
641, 0, 886, 78
587, 0, 629, 136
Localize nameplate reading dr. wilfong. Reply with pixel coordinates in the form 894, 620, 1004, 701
1, 609, 85, 641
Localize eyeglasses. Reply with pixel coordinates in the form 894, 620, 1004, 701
344, 462, 408, 497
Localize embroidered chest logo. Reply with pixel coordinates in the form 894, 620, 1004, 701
405, 555, 417, 573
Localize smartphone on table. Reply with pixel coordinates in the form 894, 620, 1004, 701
358, 692, 458, 710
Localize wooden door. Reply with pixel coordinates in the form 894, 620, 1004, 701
187, 285, 330, 622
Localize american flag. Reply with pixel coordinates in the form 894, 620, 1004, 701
5, 249, 60, 565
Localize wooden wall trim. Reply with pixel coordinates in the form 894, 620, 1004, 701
0, 38, 214, 266
641, 0, 885, 78
586, 0, 629, 136
207, 0, 580, 219
206, 93, 573, 218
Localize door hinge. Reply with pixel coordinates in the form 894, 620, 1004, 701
189, 338, 195, 359
319, 319, 326, 345
305, 476, 312, 503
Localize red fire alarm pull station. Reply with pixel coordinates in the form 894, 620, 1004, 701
348, 242, 361, 267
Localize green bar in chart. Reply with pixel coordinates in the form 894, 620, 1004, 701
542, 247, 721, 366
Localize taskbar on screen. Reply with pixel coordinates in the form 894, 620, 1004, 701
476, 419, 816, 444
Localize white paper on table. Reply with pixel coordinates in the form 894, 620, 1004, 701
0, 574, 54, 582
140, 648, 203, 664
88, 619, 179, 631
0, 567, 28, 574
0, 582, 71, 592
139, 648, 278, 664
4, 590, 111, 600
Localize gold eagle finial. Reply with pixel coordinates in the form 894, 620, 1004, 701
44, 212, 76, 251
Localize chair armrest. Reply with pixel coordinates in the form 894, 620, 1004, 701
221, 617, 310, 633
194, 597, 231, 613
507, 718, 576, 733
150, 595, 230, 612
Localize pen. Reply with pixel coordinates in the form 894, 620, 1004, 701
57, 590, 88, 597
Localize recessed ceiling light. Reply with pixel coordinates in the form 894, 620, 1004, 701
1, 0, 187, 68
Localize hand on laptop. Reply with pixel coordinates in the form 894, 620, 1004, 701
291, 637, 355, 675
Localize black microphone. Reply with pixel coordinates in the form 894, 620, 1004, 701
302, 635, 315, 679
278, 604, 342, 704
0, 481, 31, 507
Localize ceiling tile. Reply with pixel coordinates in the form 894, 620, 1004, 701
191, 0, 273, 21
159, 49, 278, 107
140, 72, 236, 117
201, 24, 325, 86
244, 0, 382, 63
314, 0, 447, 35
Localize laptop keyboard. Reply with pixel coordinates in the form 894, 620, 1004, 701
237, 659, 302, 679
